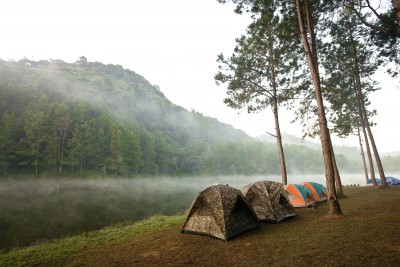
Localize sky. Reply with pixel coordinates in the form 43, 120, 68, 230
0, 0, 399, 153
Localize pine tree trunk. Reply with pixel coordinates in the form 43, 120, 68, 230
327, 129, 343, 196
393, 0, 400, 29
59, 130, 65, 173
35, 142, 39, 174
349, 30, 377, 186
330, 138, 343, 196
59, 117, 71, 174
349, 30, 388, 187
357, 90, 377, 185
364, 116, 388, 187
274, 100, 287, 185
357, 125, 369, 184
296, 0, 342, 216
364, 130, 376, 182
269, 39, 288, 185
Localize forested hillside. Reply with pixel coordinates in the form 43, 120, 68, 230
0, 58, 379, 177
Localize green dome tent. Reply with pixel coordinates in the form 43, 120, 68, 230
181, 184, 260, 241
242, 180, 297, 223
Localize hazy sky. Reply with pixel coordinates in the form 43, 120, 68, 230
0, 0, 399, 153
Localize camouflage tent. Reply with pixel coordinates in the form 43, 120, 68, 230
181, 184, 260, 241
242, 180, 297, 223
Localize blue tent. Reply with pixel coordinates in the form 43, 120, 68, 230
367, 176, 400, 185
386, 177, 400, 185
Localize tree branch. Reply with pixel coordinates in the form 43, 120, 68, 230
265, 131, 277, 138
344, 2, 400, 37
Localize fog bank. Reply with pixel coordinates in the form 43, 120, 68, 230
0, 173, 383, 250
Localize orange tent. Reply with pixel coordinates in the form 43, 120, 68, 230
302, 182, 327, 202
284, 184, 316, 207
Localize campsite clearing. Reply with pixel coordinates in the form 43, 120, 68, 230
1, 186, 399, 266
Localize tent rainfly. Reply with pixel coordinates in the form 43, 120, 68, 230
242, 180, 297, 223
284, 184, 316, 208
302, 182, 327, 202
181, 184, 260, 241
367, 176, 400, 186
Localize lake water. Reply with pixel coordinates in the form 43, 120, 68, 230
0, 173, 389, 251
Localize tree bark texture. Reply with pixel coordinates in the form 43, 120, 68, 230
349, 30, 388, 187
273, 99, 288, 185
330, 134, 343, 196
295, 0, 342, 216
268, 40, 288, 185
357, 125, 369, 184
393, 0, 400, 28
355, 82, 377, 185
363, 114, 388, 186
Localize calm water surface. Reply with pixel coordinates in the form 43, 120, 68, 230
0, 173, 387, 250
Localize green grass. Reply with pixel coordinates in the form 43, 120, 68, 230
0, 215, 186, 266
1, 186, 399, 266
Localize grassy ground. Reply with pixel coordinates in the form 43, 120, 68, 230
1, 186, 399, 266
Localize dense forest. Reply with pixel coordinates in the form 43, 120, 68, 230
0, 58, 397, 177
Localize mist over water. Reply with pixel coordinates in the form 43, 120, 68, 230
0, 173, 383, 250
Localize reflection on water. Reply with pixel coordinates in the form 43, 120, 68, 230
0, 173, 393, 250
